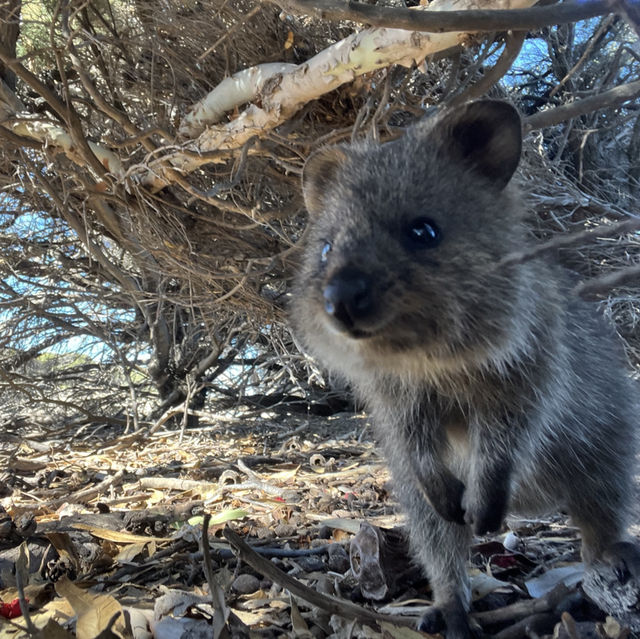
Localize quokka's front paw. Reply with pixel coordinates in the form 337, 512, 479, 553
603, 541, 640, 584
418, 603, 475, 639
462, 485, 508, 535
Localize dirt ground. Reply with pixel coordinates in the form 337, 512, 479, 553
0, 409, 639, 638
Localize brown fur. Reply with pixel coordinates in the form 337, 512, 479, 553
291, 100, 639, 638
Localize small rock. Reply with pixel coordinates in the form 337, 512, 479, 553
0, 519, 14, 539
273, 523, 296, 538
310, 625, 327, 639
327, 544, 350, 573
232, 574, 260, 595
255, 526, 274, 540
295, 557, 326, 572
503, 531, 523, 553
314, 575, 335, 596
316, 525, 332, 540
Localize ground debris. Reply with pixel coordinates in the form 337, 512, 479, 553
0, 412, 638, 637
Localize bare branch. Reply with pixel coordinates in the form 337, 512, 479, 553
146, 0, 539, 187
575, 264, 640, 298
0, 40, 108, 178
524, 79, 640, 132
273, 0, 617, 33
617, 0, 640, 37
499, 216, 640, 268
449, 30, 525, 106
548, 14, 616, 99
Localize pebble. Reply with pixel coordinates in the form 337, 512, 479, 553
231, 574, 260, 594
316, 525, 332, 540
327, 544, 350, 573
503, 531, 523, 553
273, 523, 296, 538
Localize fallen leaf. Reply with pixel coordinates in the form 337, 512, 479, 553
271, 468, 300, 481
32, 619, 76, 639
55, 576, 126, 639
289, 594, 313, 638
187, 508, 249, 527
151, 616, 211, 639
380, 622, 427, 638
123, 607, 152, 639
469, 570, 512, 600
284, 30, 294, 50
72, 524, 168, 543
0, 599, 22, 619
525, 564, 584, 598
46, 532, 81, 572
114, 542, 148, 563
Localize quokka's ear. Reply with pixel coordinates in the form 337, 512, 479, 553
302, 146, 349, 214
437, 100, 522, 190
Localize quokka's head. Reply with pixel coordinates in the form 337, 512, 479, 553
292, 100, 532, 378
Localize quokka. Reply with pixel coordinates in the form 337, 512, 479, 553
291, 100, 640, 638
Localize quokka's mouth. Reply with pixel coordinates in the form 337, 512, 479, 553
324, 317, 377, 340
347, 327, 375, 340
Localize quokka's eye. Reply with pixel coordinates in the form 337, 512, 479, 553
405, 217, 441, 248
320, 241, 332, 263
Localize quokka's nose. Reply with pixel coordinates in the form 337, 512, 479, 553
323, 268, 373, 329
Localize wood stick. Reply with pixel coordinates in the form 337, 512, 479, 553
223, 527, 418, 630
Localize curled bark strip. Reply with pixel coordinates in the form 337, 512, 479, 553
142, 0, 537, 189
180, 64, 297, 137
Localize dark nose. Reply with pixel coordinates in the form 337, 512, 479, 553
323, 268, 373, 329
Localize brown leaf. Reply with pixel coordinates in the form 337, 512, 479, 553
55, 576, 126, 639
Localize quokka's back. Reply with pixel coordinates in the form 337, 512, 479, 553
291, 100, 639, 638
